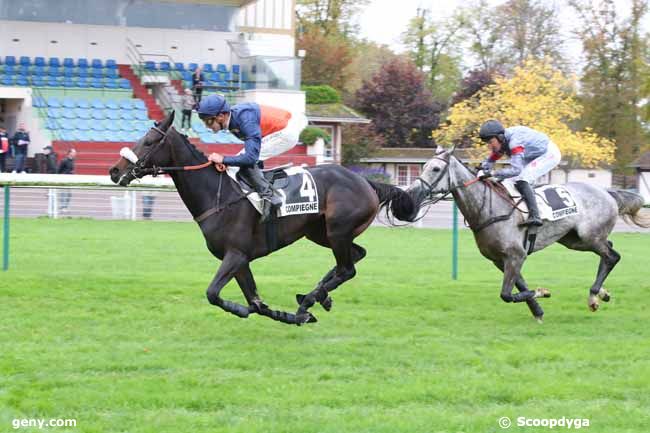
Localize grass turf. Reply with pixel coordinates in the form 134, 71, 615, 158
1, 218, 649, 433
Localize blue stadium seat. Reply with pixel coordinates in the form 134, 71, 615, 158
113, 131, 128, 142
33, 66, 46, 76
90, 120, 105, 131
47, 77, 60, 87
47, 107, 63, 118
44, 118, 58, 130
91, 68, 104, 78
133, 99, 146, 110
4, 56, 16, 66
106, 69, 118, 78
63, 67, 75, 77
32, 76, 45, 87
15, 65, 29, 75
75, 119, 91, 130
104, 80, 117, 89
91, 109, 106, 120
63, 78, 76, 88
223, 72, 232, 81
144, 61, 156, 71
105, 100, 119, 110
199, 132, 218, 144
62, 108, 77, 120
134, 111, 149, 121
90, 78, 103, 88
217, 64, 228, 73
47, 98, 62, 108
120, 110, 133, 120
59, 130, 75, 141
77, 68, 88, 78
2, 65, 15, 74
105, 110, 121, 120
32, 96, 47, 108
105, 121, 121, 132
48, 67, 61, 77
77, 58, 89, 69
105, 59, 117, 69
58, 119, 74, 130
48, 57, 60, 68
63, 58, 74, 68
188, 63, 198, 71
209, 72, 220, 82
119, 79, 131, 89
74, 108, 92, 120
91, 99, 105, 109
91, 59, 103, 68
76, 77, 89, 88
159, 62, 171, 71
174, 62, 185, 71
232, 64, 240, 75
76, 99, 90, 109
35, 57, 46, 67
19, 56, 30, 66
181, 71, 192, 81
62, 98, 76, 109
75, 130, 92, 141
119, 99, 134, 110
202, 64, 213, 73
16, 76, 29, 86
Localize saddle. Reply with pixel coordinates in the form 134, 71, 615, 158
500, 180, 579, 222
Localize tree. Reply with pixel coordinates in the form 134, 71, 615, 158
569, 0, 649, 170
457, 0, 505, 72
341, 123, 386, 165
356, 57, 442, 148
452, 69, 496, 105
343, 39, 398, 105
401, 9, 463, 103
297, 29, 354, 90
434, 59, 616, 168
296, 0, 369, 37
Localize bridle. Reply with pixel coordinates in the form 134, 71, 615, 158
119, 126, 225, 183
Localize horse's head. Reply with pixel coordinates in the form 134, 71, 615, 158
109, 111, 176, 186
407, 146, 456, 202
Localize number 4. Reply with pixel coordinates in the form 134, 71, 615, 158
300, 174, 316, 202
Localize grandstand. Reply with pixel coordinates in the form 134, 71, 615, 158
0, 0, 313, 174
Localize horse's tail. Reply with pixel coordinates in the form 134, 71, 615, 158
366, 180, 417, 222
607, 189, 650, 228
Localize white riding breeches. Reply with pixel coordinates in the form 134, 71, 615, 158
514, 140, 561, 184
258, 112, 308, 161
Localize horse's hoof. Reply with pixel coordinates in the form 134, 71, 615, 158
534, 316, 544, 324
295, 312, 318, 326
588, 295, 599, 312
598, 287, 611, 302
296, 293, 306, 305
535, 287, 551, 298
320, 296, 332, 311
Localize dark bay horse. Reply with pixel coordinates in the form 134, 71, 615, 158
409, 147, 650, 322
109, 112, 417, 325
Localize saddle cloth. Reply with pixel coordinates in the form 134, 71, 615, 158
226, 165, 320, 218
502, 180, 579, 221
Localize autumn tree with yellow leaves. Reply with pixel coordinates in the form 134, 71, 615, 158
434, 59, 616, 168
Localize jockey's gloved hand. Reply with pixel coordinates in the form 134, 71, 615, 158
478, 170, 495, 181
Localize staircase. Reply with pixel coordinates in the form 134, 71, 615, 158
118, 65, 165, 121
171, 79, 185, 95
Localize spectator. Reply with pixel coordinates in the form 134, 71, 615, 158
11, 123, 30, 173
181, 88, 195, 131
43, 146, 58, 174
0, 126, 9, 173
192, 67, 205, 103
57, 148, 76, 212
142, 193, 156, 220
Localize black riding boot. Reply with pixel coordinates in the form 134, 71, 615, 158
239, 166, 279, 222
515, 180, 543, 226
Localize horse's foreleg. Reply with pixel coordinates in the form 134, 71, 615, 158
233, 265, 304, 325
205, 250, 251, 319
493, 260, 545, 320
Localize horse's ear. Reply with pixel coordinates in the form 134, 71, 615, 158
159, 111, 175, 131
434, 145, 445, 155
448, 145, 456, 155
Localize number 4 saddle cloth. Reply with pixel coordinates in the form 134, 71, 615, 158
502, 180, 580, 221
226, 165, 320, 218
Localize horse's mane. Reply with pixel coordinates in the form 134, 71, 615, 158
173, 128, 209, 163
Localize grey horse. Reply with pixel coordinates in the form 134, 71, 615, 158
407, 147, 650, 321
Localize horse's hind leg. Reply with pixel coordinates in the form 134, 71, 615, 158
493, 260, 546, 321
296, 236, 360, 321
587, 240, 621, 312
234, 265, 304, 325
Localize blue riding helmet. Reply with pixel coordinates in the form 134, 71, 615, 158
197, 94, 230, 117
